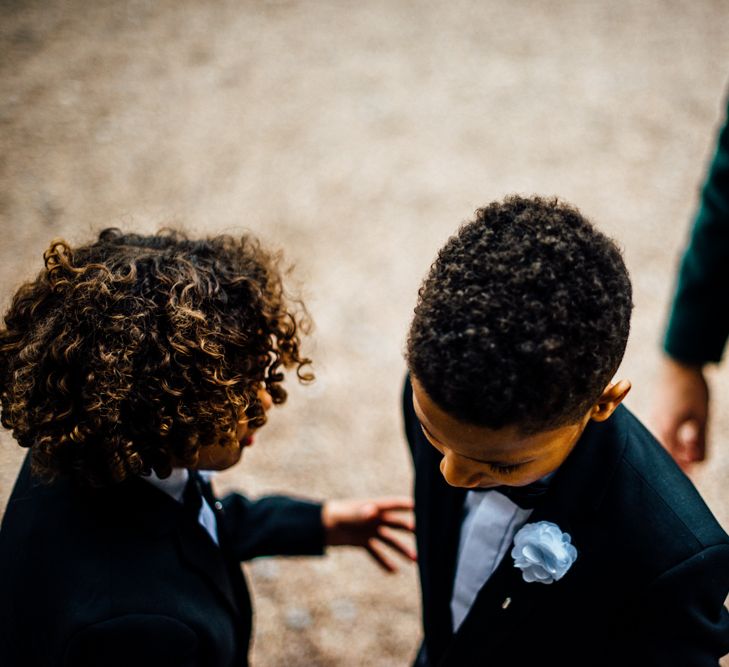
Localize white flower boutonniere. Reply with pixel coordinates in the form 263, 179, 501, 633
511, 521, 577, 584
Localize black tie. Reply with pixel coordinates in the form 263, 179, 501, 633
182, 470, 203, 522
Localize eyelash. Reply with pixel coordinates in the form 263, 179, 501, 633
487, 463, 522, 475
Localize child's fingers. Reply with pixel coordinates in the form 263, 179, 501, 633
379, 512, 415, 533
370, 496, 414, 512
366, 539, 397, 573
375, 527, 417, 562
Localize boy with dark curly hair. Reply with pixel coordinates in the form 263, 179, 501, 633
403, 195, 729, 666
0, 229, 414, 667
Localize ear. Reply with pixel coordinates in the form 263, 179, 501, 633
589, 379, 631, 422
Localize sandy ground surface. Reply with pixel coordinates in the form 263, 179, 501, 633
1, 1, 728, 664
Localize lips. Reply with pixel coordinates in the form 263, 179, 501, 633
241, 435, 255, 448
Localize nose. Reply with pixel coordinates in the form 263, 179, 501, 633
258, 387, 273, 412
439, 454, 482, 489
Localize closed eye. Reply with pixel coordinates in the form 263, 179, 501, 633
421, 424, 528, 475
487, 462, 523, 475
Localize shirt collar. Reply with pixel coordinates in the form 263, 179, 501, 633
141, 468, 189, 502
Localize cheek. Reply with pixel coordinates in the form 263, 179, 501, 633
210, 432, 246, 467
509, 453, 568, 485
219, 441, 245, 469
503, 469, 544, 486
228, 443, 244, 464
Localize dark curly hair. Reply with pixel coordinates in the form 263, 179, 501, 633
406, 195, 633, 433
0, 228, 312, 486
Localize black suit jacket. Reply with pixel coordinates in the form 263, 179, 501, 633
0, 456, 324, 667
403, 377, 729, 666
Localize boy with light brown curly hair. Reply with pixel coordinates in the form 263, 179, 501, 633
0, 228, 414, 667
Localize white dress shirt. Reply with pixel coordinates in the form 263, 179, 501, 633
450, 490, 532, 631
143, 468, 219, 545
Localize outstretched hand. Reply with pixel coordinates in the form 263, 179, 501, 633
322, 497, 416, 573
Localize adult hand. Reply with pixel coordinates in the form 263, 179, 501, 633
322, 497, 416, 573
650, 357, 709, 472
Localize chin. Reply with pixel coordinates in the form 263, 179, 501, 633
223, 450, 244, 469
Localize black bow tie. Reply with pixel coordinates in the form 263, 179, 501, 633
182, 470, 203, 519
472, 478, 550, 509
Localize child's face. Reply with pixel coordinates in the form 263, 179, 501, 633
194, 387, 274, 471
410, 376, 590, 488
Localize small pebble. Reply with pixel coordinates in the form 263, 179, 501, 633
284, 606, 312, 630
330, 598, 357, 622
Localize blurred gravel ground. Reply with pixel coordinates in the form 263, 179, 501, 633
1, 1, 728, 664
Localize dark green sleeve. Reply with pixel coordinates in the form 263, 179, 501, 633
664, 96, 729, 364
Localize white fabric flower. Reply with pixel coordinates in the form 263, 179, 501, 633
511, 521, 577, 584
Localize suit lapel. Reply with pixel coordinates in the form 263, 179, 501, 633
438, 408, 629, 665
405, 374, 465, 644
175, 520, 241, 616
198, 477, 252, 621
441, 489, 578, 664
100, 475, 242, 618
409, 393, 466, 658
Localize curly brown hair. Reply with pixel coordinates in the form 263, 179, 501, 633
0, 228, 312, 486
407, 195, 633, 433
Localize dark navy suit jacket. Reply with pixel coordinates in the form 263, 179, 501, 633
0, 456, 324, 667
403, 377, 729, 666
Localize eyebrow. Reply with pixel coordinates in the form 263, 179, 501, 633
417, 422, 533, 467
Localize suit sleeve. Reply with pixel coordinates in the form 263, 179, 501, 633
611, 544, 729, 667
219, 493, 325, 560
664, 94, 729, 364
64, 614, 199, 667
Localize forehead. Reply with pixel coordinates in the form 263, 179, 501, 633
410, 377, 556, 461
